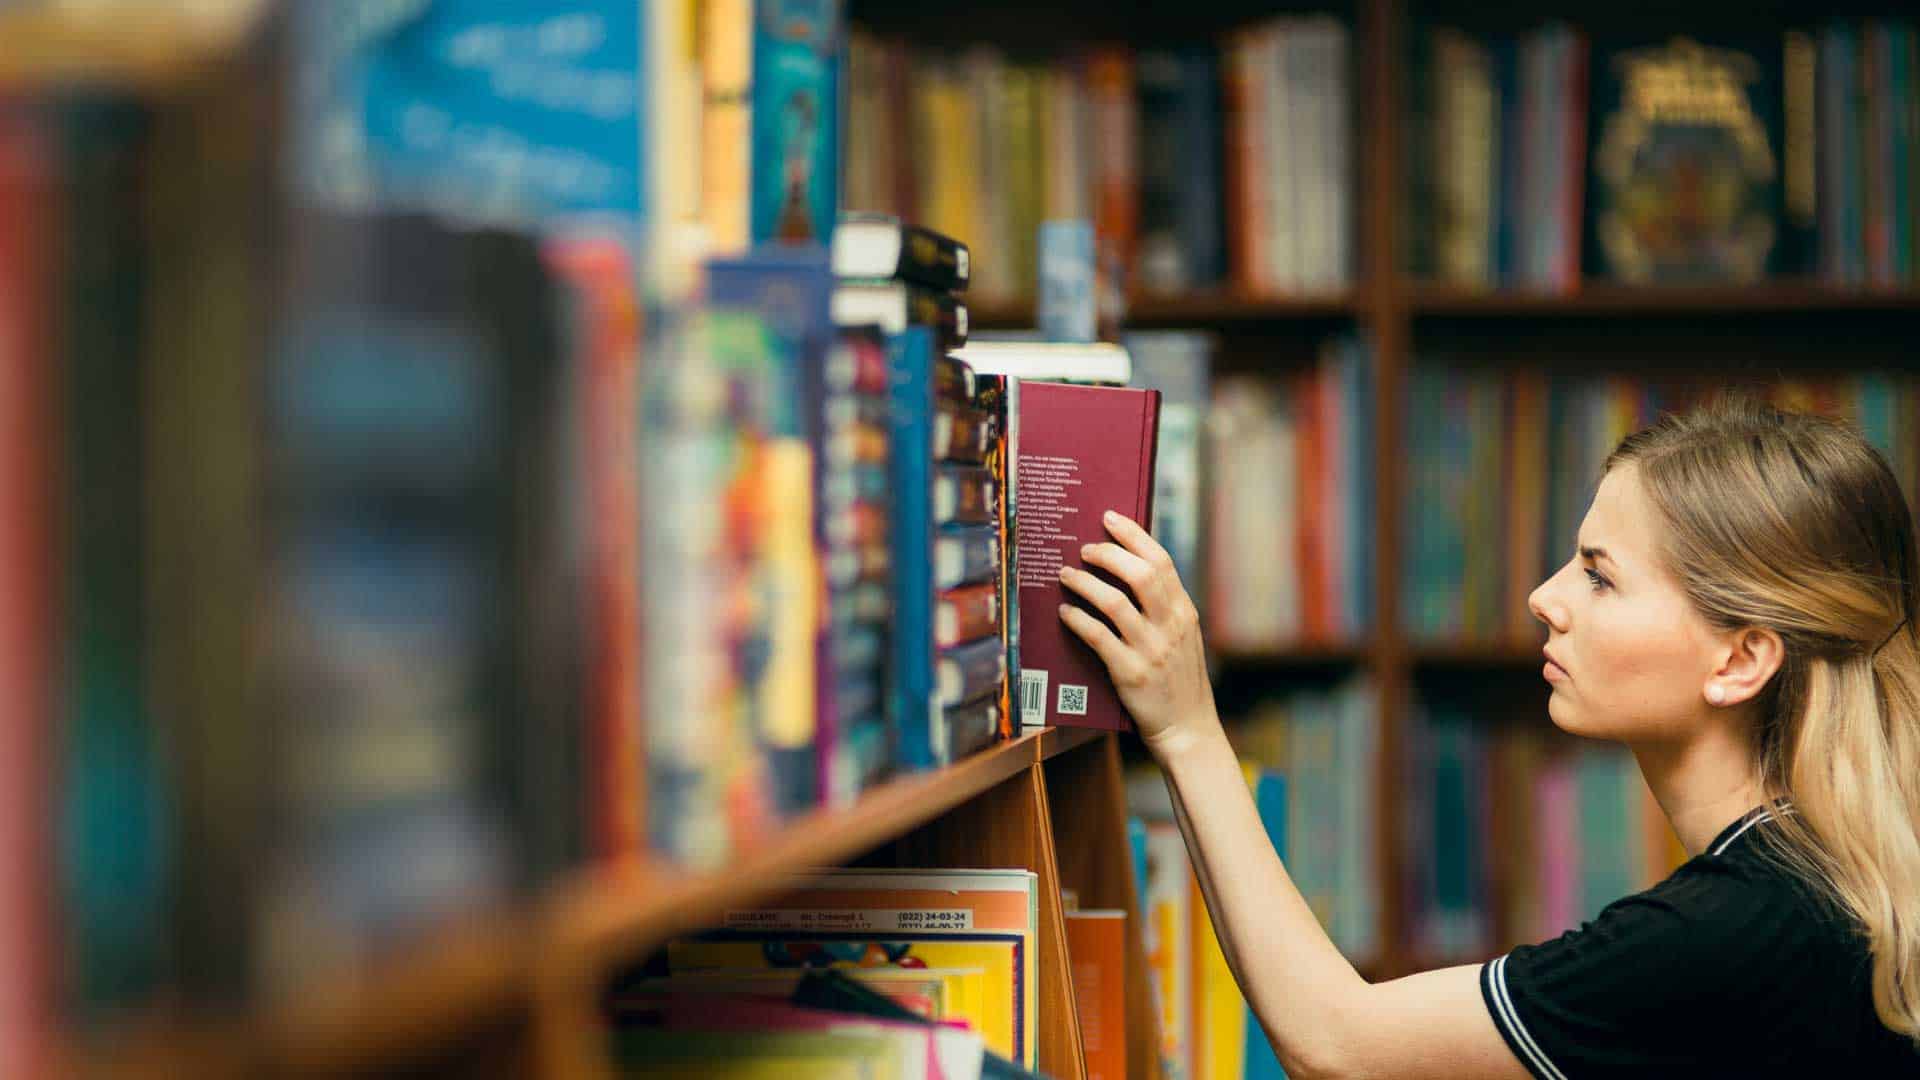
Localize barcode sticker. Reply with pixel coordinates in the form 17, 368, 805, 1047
1020, 669, 1049, 725
1057, 684, 1089, 716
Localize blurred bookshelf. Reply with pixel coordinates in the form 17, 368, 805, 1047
7, 0, 1920, 1076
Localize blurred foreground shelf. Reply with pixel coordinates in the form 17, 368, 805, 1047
0, 1, 263, 93
80, 727, 1111, 1078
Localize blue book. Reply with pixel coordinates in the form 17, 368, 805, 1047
705, 250, 834, 813
751, 0, 845, 245
1126, 817, 1151, 916
295, 3, 648, 227
887, 326, 938, 769
1244, 771, 1290, 1080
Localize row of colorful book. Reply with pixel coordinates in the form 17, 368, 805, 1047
1402, 365, 1920, 644
844, 18, 1354, 305
1814, 20, 1920, 288
1403, 703, 1684, 963
1128, 765, 1298, 1080
1407, 21, 1920, 289
1205, 337, 1374, 652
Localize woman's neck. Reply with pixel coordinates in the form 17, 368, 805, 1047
1630, 714, 1767, 857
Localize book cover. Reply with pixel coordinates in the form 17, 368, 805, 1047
294, 3, 647, 227
1064, 910, 1127, 1080
1587, 34, 1786, 282
707, 250, 834, 814
625, 993, 981, 1080
751, 0, 844, 245
1013, 382, 1161, 732
673, 933, 1027, 1066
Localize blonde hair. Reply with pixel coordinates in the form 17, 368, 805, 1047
1606, 395, 1920, 1044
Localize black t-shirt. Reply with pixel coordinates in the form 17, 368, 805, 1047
1479, 806, 1920, 1078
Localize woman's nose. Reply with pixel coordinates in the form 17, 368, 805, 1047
1529, 575, 1566, 634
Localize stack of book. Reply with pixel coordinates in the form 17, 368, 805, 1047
629, 868, 1045, 1075
1815, 20, 1920, 288
832, 216, 1015, 769
817, 324, 898, 807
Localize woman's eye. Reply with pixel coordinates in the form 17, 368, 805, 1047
1584, 568, 1610, 592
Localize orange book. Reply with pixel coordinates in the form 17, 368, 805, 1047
1083, 48, 1140, 277
1065, 909, 1128, 1080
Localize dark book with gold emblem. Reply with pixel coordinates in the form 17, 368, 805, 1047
1586, 35, 1795, 283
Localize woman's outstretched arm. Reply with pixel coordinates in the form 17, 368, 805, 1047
1059, 512, 1527, 1080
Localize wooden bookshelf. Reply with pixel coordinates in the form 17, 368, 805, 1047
27, 0, 1920, 1075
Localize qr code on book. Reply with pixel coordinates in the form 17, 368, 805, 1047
1057, 684, 1089, 716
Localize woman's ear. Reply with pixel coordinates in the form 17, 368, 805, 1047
1708, 626, 1785, 707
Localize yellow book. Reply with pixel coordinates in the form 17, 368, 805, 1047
1191, 874, 1245, 1080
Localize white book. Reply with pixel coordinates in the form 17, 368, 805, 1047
946, 340, 1131, 384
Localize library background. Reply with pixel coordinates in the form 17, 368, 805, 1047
3, 0, 1918, 1075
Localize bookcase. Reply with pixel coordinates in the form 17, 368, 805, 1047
9, 0, 1920, 1076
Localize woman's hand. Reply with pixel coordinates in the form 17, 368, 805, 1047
1057, 510, 1222, 761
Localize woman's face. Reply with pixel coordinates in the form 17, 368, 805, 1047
1527, 464, 1724, 742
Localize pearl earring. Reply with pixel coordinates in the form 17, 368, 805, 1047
1706, 684, 1726, 705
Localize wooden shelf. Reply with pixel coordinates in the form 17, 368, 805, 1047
0, 2, 264, 93
547, 727, 1101, 970
971, 290, 1358, 330
1406, 281, 1920, 316
82, 728, 1111, 1078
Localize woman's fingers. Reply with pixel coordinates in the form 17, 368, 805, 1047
1059, 564, 1152, 645
1102, 511, 1181, 586
1079, 541, 1164, 615
1057, 603, 1142, 685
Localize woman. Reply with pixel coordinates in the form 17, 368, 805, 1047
1060, 398, 1920, 1077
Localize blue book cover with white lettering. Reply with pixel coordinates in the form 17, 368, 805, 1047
297, 2, 645, 227
887, 326, 937, 769
751, 0, 844, 245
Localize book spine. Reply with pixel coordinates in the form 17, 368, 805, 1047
937, 583, 1002, 649
887, 327, 938, 769
1221, 31, 1259, 293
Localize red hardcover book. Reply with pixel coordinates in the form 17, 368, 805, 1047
1013, 381, 1161, 732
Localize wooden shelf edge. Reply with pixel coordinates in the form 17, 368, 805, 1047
971, 291, 1358, 329
0, 2, 265, 93
1406, 280, 1920, 316
546, 729, 1107, 976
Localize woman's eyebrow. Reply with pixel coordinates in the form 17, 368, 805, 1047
1578, 544, 1617, 568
